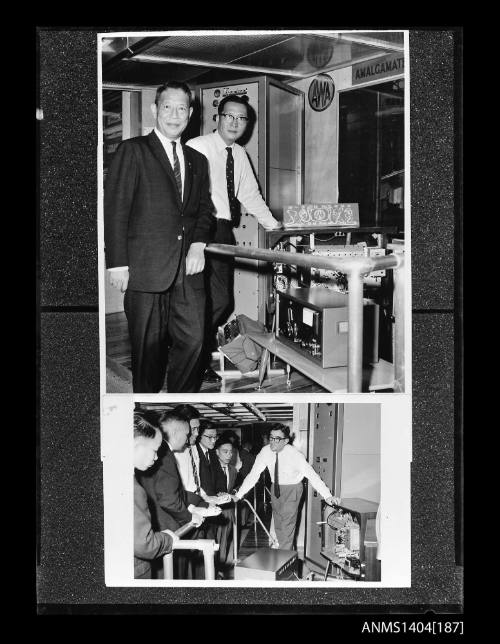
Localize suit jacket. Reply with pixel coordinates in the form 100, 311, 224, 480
134, 476, 173, 578
137, 442, 198, 531
195, 443, 218, 496
214, 461, 238, 494
104, 131, 216, 292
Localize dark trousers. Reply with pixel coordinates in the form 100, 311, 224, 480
124, 274, 205, 393
203, 219, 235, 365
271, 482, 303, 550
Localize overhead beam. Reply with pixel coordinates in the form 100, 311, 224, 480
241, 403, 267, 422
128, 54, 307, 78
335, 32, 405, 52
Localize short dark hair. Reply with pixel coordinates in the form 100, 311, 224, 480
217, 94, 249, 116
219, 429, 240, 447
198, 419, 214, 434
155, 81, 193, 106
159, 409, 190, 431
173, 404, 200, 423
270, 423, 290, 440
215, 436, 234, 451
134, 410, 159, 439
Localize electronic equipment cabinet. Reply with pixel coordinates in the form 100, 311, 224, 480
320, 498, 380, 581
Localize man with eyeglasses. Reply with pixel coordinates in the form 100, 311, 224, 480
233, 424, 340, 551
105, 81, 216, 394
187, 94, 281, 383
173, 405, 231, 506
137, 410, 220, 536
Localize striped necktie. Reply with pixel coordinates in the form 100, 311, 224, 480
172, 141, 182, 199
189, 446, 200, 494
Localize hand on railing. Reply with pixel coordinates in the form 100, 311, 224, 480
162, 528, 180, 544
191, 505, 222, 520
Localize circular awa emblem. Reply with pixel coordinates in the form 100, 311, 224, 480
308, 74, 335, 112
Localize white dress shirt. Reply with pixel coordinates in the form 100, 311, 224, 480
236, 444, 332, 501
221, 463, 229, 488
174, 444, 201, 494
186, 131, 279, 229
154, 128, 185, 200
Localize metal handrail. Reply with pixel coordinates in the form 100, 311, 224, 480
163, 521, 220, 580
205, 243, 405, 393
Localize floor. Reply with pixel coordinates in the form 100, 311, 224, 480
106, 312, 327, 393
218, 501, 307, 581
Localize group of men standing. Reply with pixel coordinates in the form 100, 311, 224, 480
105, 80, 281, 393
133, 405, 251, 579
133, 406, 339, 580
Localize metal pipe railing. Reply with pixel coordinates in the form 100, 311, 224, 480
205, 243, 404, 393
163, 521, 220, 580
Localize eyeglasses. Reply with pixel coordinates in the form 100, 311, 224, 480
221, 113, 248, 125
269, 437, 286, 443
202, 434, 218, 441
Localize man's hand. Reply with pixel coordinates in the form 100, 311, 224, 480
185, 242, 206, 275
190, 513, 205, 527
193, 506, 222, 517
108, 268, 129, 292
211, 492, 231, 505
162, 529, 179, 544
325, 496, 341, 507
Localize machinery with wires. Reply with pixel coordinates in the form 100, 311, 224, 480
272, 236, 388, 295
270, 228, 395, 367
319, 498, 380, 581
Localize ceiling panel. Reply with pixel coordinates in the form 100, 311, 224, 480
138, 401, 294, 425
144, 34, 296, 64
102, 31, 404, 87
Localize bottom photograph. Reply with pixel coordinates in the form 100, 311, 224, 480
103, 394, 410, 585
102, 398, 410, 586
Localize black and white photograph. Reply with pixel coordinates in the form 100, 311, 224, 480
102, 397, 411, 586
37, 26, 462, 619
99, 30, 409, 395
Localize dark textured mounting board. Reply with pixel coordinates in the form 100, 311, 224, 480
37, 28, 462, 611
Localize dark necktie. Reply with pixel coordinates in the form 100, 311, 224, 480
205, 448, 211, 466
223, 465, 229, 490
189, 446, 201, 494
225, 147, 240, 224
172, 141, 182, 199
274, 453, 280, 498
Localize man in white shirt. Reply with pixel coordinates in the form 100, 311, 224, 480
234, 424, 340, 551
187, 94, 281, 382
173, 404, 230, 506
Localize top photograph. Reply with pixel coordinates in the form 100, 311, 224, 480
99, 30, 409, 394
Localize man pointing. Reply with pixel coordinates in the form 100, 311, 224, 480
233, 424, 339, 551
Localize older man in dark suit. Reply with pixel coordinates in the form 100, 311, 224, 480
137, 410, 217, 534
105, 80, 216, 393
133, 411, 178, 579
